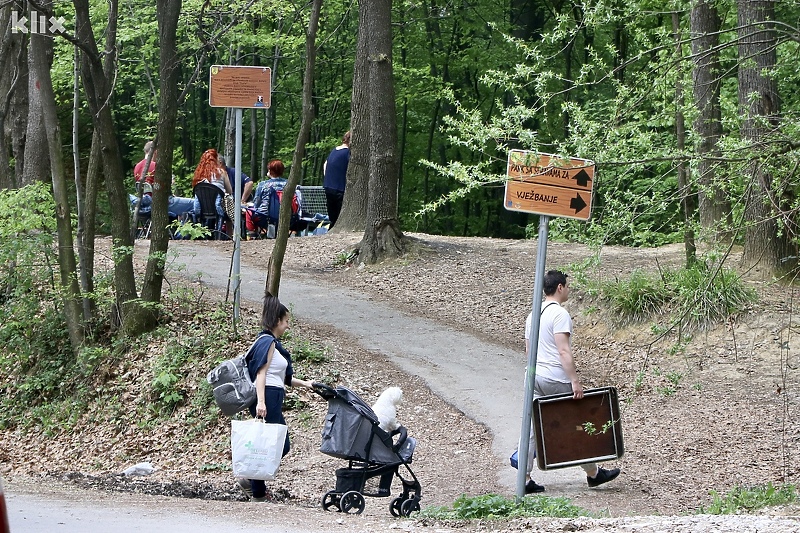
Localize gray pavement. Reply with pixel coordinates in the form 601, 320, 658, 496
164, 241, 583, 491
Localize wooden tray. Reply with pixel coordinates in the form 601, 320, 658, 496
533, 386, 624, 470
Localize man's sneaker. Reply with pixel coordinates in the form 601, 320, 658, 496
237, 478, 253, 499
587, 467, 620, 487
251, 495, 268, 503
525, 479, 546, 494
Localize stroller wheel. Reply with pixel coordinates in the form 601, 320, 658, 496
400, 497, 421, 517
321, 490, 340, 512
389, 496, 405, 517
339, 490, 365, 514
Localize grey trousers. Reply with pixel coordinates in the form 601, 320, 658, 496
526, 376, 597, 477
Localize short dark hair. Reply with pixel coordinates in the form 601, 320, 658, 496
543, 270, 568, 296
260, 292, 289, 331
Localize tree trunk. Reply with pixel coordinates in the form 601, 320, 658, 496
691, 0, 731, 242
265, 0, 322, 297
672, 12, 696, 267
260, 47, 281, 178
73, 48, 95, 321
358, 0, 405, 264
73, 0, 142, 331
737, 0, 795, 277
335, 0, 369, 232
29, 28, 84, 353
23, 5, 50, 187
81, 129, 102, 318
0, 5, 19, 189
139, 0, 183, 326
8, 19, 29, 188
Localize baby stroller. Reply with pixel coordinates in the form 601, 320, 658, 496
312, 383, 422, 517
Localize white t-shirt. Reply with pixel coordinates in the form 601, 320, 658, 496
264, 348, 288, 388
524, 301, 572, 383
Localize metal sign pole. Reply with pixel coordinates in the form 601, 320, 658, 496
233, 108, 243, 320
516, 214, 550, 500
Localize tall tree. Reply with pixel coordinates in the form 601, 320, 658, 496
2, 5, 29, 189
29, 19, 84, 352
691, 0, 730, 241
334, 0, 367, 233
22, 3, 49, 186
266, 0, 322, 297
0, 5, 20, 189
138, 0, 184, 325
674, 11, 696, 266
73, 0, 143, 333
356, 0, 405, 263
737, 0, 795, 277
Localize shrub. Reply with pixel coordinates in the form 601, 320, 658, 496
420, 493, 594, 519
599, 261, 755, 330
699, 483, 797, 514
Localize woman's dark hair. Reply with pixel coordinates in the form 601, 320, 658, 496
261, 292, 289, 331
542, 270, 568, 296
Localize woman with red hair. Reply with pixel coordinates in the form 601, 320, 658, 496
192, 148, 232, 193
245, 159, 293, 238
192, 148, 233, 223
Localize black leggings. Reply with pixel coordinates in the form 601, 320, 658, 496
325, 188, 344, 228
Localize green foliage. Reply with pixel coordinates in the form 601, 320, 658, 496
420, 493, 594, 520
601, 270, 670, 321
669, 263, 756, 330
199, 463, 231, 473
284, 336, 329, 364
582, 420, 614, 436
699, 484, 797, 515
168, 219, 211, 240
333, 251, 356, 266
77, 346, 111, 377
599, 261, 756, 330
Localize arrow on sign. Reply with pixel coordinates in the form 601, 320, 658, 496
573, 169, 592, 188
570, 194, 587, 214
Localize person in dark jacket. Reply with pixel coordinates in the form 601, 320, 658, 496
322, 131, 350, 228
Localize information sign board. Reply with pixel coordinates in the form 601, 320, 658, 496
209, 65, 271, 109
504, 150, 595, 220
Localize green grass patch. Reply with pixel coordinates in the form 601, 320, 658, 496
419, 493, 595, 519
598, 261, 755, 330
699, 483, 797, 514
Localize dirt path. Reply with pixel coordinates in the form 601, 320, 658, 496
160, 235, 800, 519
168, 240, 578, 493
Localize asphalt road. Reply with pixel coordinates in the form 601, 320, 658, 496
5, 482, 332, 533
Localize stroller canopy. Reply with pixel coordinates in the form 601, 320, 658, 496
315, 385, 415, 464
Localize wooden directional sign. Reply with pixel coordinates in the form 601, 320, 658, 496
504, 150, 595, 221
209, 65, 271, 109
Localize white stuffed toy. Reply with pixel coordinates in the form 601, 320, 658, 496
371, 386, 403, 432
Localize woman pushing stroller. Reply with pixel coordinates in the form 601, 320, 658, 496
238, 292, 315, 502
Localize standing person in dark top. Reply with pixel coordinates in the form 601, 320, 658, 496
322, 131, 350, 228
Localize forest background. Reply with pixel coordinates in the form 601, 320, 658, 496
3, 0, 798, 251
0, 0, 799, 440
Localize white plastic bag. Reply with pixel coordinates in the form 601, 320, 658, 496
122, 462, 155, 477
231, 419, 288, 480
